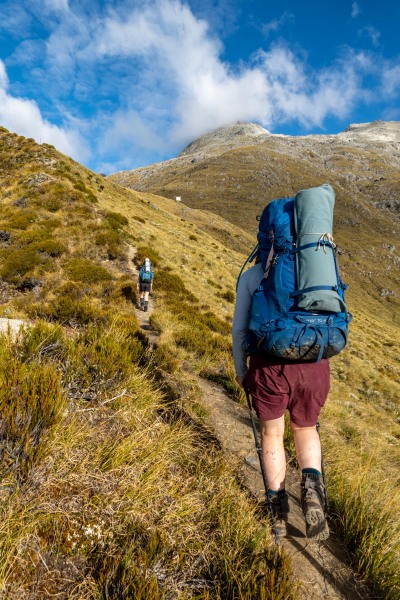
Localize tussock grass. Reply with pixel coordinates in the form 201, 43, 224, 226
328, 459, 400, 599
0, 322, 295, 599
4, 127, 400, 597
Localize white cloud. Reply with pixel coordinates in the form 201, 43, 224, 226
0, 61, 9, 89
77, 1, 367, 146
381, 63, 400, 97
261, 12, 294, 38
254, 46, 367, 128
2, 0, 399, 173
0, 59, 88, 160
351, 2, 361, 18
43, 0, 69, 11
359, 25, 381, 47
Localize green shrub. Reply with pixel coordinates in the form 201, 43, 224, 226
202, 311, 231, 335
189, 234, 198, 241
0, 343, 65, 480
174, 327, 227, 356
32, 239, 67, 257
104, 211, 129, 230
220, 289, 235, 303
0, 248, 42, 281
61, 320, 146, 392
155, 270, 187, 296
74, 181, 91, 194
5, 210, 37, 230
152, 343, 179, 373
136, 246, 161, 267
45, 296, 99, 325
41, 196, 63, 212
66, 258, 113, 283
95, 229, 124, 259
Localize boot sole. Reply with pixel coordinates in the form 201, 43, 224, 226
272, 519, 287, 542
305, 507, 329, 540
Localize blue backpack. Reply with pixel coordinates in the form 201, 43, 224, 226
139, 260, 153, 283
246, 184, 352, 362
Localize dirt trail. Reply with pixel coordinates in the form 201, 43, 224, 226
126, 245, 372, 599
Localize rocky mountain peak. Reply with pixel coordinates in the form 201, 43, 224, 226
179, 122, 270, 157
340, 120, 400, 143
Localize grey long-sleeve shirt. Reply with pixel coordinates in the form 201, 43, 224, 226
232, 262, 265, 377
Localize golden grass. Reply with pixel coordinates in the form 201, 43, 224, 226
1, 127, 399, 597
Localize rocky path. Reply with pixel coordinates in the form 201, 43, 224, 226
126, 246, 372, 599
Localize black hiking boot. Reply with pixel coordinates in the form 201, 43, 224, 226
144, 301, 148, 312
139, 299, 144, 310
301, 473, 329, 540
268, 490, 289, 542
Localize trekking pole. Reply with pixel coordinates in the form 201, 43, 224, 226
243, 384, 276, 527
316, 420, 330, 514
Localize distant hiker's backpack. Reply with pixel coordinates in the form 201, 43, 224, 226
139, 258, 153, 283
246, 183, 352, 362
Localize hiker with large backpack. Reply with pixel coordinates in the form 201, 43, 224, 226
232, 183, 351, 542
138, 257, 154, 312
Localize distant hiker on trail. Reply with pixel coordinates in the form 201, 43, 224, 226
232, 184, 351, 543
138, 257, 154, 312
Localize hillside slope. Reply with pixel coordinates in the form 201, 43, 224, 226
110, 120, 400, 321
0, 127, 399, 598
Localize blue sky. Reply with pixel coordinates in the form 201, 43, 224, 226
0, 0, 399, 174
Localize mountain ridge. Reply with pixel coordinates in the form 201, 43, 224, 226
109, 119, 400, 319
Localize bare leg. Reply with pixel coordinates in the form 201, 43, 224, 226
290, 422, 321, 471
259, 415, 286, 491
291, 422, 329, 539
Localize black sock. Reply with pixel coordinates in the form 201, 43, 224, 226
268, 488, 285, 498
302, 468, 321, 477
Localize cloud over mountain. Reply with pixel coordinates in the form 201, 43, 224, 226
0, 0, 399, 172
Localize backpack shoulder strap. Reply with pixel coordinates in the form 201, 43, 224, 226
236, 243, 259, 291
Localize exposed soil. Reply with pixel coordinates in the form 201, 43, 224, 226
127, 245, 374, 600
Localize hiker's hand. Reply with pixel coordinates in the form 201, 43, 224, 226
235, 375, 245, 388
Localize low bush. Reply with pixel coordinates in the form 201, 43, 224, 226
95, 229, 124, 259
66, 258, 113, 283
0, 341, 65, 481
0, 248, 43, 282
136, 246, 161, 267
5, 210, 37, 230
152, 342, 179, 373
175, 327, 229, 357
220, 289, 235, 303
155, 270, 188, 296
104, 211, 129, 230
41, 196, 63, 212
44, 296, 100, 326
32, 239, 67, 257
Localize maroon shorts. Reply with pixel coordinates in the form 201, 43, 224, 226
246, 354, 330, 427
